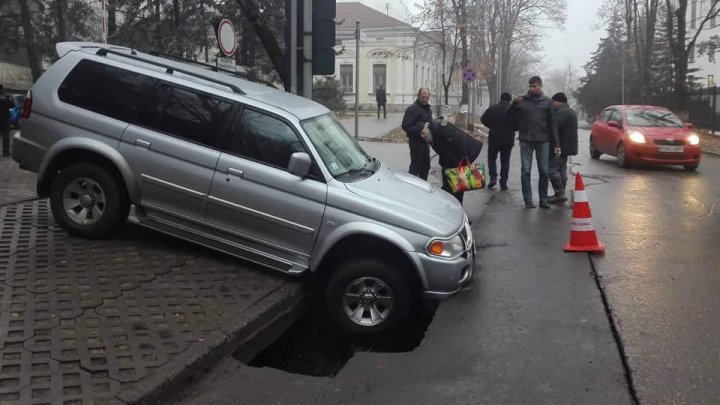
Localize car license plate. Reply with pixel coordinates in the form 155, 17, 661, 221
658, 145, 683, 152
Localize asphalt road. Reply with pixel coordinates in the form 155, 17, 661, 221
170, 128, 720, 405
576, 130, 720, 404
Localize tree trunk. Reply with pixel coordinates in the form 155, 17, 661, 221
236, 0, 288, 88
19, 0, 43, 81
55, 0, 68, 42
108, 0, 117, 37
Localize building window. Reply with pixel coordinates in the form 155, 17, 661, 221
690, 45, 696, 63
340, 64, 353, 93
691, 0, 697, 29
373, 64, 386, 91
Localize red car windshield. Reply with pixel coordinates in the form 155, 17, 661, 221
625, 109, 683, 128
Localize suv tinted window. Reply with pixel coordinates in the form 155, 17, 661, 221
58, 59, 157, 124
155, 84, 233, 148
225, 109, 305, 169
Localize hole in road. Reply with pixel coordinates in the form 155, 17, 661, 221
244, 299, 438, 377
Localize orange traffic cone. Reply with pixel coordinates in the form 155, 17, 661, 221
564, 172, 605, 253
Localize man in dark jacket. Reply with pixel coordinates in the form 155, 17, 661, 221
511, 76, 560, 209
376, 85, 387, 119
548, 92, 579, 203
481, 92, 517, 191
0, 85, 15, 157
402, 87, 433, 180
428, 117, 483, 203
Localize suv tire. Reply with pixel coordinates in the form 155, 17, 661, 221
326, 258, 412, 336
50, 163, 129, 238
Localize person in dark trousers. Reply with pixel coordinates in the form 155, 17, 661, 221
548, 92, 578, 203
402, 87, 433, 180
376, 85, 387, 119
427, 117, 483, 203
481, 92, 517, 191
511, 76, 560, 209
0, 85, 15, 157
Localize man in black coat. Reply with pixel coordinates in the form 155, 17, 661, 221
376, 85, 387, 119
0, 85, 15, 157
481, 92, 517, 191
402, 88, 433, 180
428, 117, 483, 203
548, 92, 579, 203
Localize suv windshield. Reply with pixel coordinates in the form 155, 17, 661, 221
301, 113, 371, 177
626, 109, 683, 128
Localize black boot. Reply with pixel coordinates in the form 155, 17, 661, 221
548, 181, 567, 204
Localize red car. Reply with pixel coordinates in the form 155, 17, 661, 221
589, 105, 702, 171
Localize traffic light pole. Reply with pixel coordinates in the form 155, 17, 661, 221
303, 0, 313, 99
290, 0, 297, 94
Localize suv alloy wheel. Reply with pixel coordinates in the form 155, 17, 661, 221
50, 163, 129, 238
326, 258, 412, 336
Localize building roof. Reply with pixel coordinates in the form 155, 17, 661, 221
336, 2, 411, 30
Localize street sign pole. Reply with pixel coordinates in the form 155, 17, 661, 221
355, 20, 360, 141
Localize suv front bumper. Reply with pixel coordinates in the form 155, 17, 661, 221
416, 222, 476, 300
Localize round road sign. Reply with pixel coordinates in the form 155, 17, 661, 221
462, 67, 478, 83
217, 19, 237, 57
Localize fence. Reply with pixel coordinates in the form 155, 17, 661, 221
649, 87, 720, 133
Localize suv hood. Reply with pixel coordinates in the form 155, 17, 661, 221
343, 166, 464, 237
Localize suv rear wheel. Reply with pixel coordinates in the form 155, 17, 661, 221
50, 163, 129, 238
325, 258, 413, 336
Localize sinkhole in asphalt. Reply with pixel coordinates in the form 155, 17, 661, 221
244, 299, 437, 377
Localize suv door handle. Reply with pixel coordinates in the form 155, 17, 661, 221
135, 139, 151, 148
228, 167, 244, 178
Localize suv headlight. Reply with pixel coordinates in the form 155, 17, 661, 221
688, 133, 700, 145
627, 130, 646, 144
427, 235, 465, 258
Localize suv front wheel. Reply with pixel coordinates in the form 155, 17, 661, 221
326, 258, 413, 336
50, 163, 129, 238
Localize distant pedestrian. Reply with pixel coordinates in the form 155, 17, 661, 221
511, 76, 560, 209
0, 84, 14, 157
548, 92, 578, 204
481, 92, 517, 191
376, 85, 387, 119
427, 116, 483, 203
402, 87, 433, 180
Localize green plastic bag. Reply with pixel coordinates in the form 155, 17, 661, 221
444, 158, 486, 193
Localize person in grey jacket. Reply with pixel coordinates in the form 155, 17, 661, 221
511, 76, 560, 209
548, 92, 578, 204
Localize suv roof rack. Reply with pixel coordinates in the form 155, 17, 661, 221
95, 48, 245, 95
148, 51, 279, 89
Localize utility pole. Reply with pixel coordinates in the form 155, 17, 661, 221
303, 0, 313, 98
355, 20, 360, 140
290, 0, 297, 94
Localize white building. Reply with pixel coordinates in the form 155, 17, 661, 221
689, 0, 720, 87
334, 2, 455, 111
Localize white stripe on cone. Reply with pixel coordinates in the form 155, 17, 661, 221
571, 218, 596, 232
574, 190, 588, 203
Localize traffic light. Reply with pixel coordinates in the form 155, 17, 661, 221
312, 0, 335, 75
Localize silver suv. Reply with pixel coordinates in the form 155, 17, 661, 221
12, 42, 475, 336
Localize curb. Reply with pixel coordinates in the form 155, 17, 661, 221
117, 281, 310, 405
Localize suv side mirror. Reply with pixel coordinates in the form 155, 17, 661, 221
288, 152, 312, 177
685, 122, 694, 129
608, 120, 619, 128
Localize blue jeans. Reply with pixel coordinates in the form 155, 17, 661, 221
520, 141, 549, 203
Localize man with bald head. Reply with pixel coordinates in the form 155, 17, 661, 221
402, 87, 433, 180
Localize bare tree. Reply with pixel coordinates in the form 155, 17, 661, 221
413, 0, 462, 107
664, 0, 720, 111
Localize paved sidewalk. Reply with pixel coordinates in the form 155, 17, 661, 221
337, 112, 404, 140
0, 117, 487, 404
